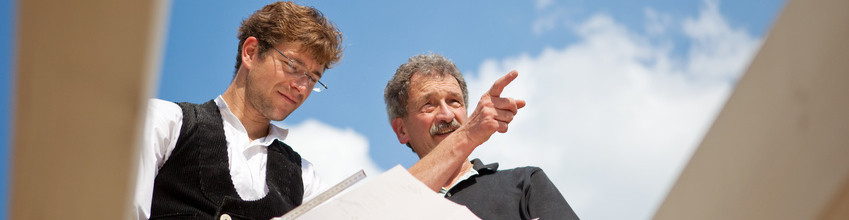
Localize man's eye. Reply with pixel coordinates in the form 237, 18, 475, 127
289, 64, 301, 72
281, 61, 296, 71
307, 73, 320, 82
422, 103, 435, 112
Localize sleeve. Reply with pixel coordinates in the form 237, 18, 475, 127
526, 168, 580, 220
134, 99, 183, 220
300, 158, 328, 203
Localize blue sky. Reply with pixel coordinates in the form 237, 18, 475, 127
1, 0, 785, 219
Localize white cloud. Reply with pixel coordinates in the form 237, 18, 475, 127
531, 0, 574, 36
535, 0, 553, 10
684, 0, 761, 81
465, 1, 760, 219
645, 8, 673, 36
278, 119, 384, 185
532, 9, 565, 35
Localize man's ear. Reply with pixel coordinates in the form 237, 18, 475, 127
241, 36, 260, 70
390, 118, 410, 144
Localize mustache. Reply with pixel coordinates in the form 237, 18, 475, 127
429, 119, 462, 136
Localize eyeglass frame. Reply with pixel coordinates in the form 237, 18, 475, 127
271, 47, 329, 92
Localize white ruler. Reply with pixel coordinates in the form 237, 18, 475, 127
275, 169, 367, 220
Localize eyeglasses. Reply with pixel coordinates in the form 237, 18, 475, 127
272, 47, 329, 92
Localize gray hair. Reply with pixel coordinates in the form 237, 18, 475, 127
384, 53, 469, 122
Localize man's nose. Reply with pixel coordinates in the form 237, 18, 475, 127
289, 76, 308, 93
435, 101, 455, 123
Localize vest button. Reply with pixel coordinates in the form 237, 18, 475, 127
220, 214, 232, 220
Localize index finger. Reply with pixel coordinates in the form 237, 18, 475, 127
488, 70, 519, 97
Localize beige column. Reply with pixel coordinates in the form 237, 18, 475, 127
654, 0, 849, 219
11, 0, 168, 219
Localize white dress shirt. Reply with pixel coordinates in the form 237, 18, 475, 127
134, 96, 326, 219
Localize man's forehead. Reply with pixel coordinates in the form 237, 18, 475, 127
409, 74, 463, 99
410, 72, 459, 86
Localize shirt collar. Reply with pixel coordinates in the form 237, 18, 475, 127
470, 158, 499, 173
438, 159, 485, 196
214, 95, 289, 146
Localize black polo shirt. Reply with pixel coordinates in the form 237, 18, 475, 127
445, 159, 580, 220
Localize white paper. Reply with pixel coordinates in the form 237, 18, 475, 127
296, 165, 480, 220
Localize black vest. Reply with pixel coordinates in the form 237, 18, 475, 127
150, 100, 304, 219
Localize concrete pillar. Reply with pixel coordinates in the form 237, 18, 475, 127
654, 0, 849, 219
11, 0, 168, 219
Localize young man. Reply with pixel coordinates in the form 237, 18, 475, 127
135, 2, 499, 219
385, 53, 580, 219
134, 2, 341, 219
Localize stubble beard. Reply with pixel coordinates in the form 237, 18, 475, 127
245, 79, 290, 122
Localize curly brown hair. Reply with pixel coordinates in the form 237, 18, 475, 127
234, 1, 343, 76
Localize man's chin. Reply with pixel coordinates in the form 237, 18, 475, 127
267, 110, 293, 122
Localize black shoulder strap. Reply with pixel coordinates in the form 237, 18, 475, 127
173, 100, 216, 156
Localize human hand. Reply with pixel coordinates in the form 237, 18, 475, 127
456, 70, 526, 148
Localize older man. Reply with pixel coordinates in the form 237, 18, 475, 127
385, 53, 579, 219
